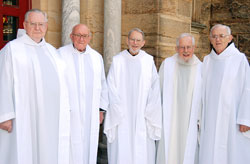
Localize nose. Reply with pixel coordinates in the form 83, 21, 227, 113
34, 24, 40, 30
79, 36, 85, 41
184, 47, 188, 52
215, 37, 221, 41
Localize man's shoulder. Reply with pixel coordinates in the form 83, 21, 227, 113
88, 46, 102, 58
232, 51, 248, 67
112, 50, 126, 59
203, 53, 211, 63
45, 42, 57, 50
224, 44, 246, 62
8, 37, 24, 47
140, 50, 154, 60
163, 54, 177, 64
58, 44, 72, 52
233, 48, 246, 59
4, 37, 27, 54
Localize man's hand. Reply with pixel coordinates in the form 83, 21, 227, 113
239, 125, 250, 133
0, 120, 13, 133
100, 111, 104, 124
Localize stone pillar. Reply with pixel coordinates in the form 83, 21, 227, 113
103, 0, 121, 74
61, 0, 80, 45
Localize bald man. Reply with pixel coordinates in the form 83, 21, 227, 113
58, 24, 109, 164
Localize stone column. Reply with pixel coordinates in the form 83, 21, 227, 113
61, 0, 80, 45
103, 0, 122, 74
98, 1, 121, 164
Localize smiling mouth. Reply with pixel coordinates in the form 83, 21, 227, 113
183, 54, 190, 57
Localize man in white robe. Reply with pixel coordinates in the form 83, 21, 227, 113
58, 24, 109, 164
199, 24, 250, 164
0, 9, 69, 164
104, 28, 162, 164
156, 33, 202, 164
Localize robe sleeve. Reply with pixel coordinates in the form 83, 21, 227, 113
144, 63, 162, 140
104, 60, 124, 143
0, 44, 15, 123
99, 57, 109, 110
237, 57, 250, 127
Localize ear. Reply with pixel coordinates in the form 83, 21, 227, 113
88, 35, 92, 41
126, 37, 129, 46
23, 21, 27, 30
209, 35, 213, 43
175, 46, 178, 53
228, 34, 233, 42
70, 33, 74, 41
141, 40, 146, 47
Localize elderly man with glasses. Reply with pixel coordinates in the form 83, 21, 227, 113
156, 33, 202, 164
0, 9, 69, 164
58, 24, 109, 164
104, 28, 162, 164
199, 24, 250, 164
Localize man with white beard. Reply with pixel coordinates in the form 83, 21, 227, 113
104, 28, 162, 164
199, 24, 250, 164
58, 24, 109, 164
0, 9, 69, 164
156, 33, 202, 164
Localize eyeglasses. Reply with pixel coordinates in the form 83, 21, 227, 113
129, 38, 143, 43
178, 46, 193, 51
210, 34, 229, 39
26, 21, 47, 28
72, 34, 89, 39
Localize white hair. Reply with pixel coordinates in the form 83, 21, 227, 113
24, 9, 48, 22
176, 33, 195, 46
210, 24, 231, 36
128, 28, 145, 40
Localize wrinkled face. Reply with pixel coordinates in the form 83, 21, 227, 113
23, 12, 48, 43
176, 36, 194, 62
210, 26, 233, 54
127, 31, 145, 55
70, 24, 91, 52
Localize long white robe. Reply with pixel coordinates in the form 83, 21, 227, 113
104, 50, 162, 164
0, 34, 70, 164
199, 43, 250, 164
58, 44, 109, 164
156, 54, 202, 164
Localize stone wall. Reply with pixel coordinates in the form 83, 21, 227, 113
211, 0, 250, 59
191, 0, 211, 61
80, 0, 104, 54
122, 0, 195, 68
122, 0, 159, 65
32, 0, 62, 48
32, 0, 249, 64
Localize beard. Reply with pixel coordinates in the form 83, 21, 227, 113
129, 47, 140, 55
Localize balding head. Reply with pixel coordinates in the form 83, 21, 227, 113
70, 24, 91, 52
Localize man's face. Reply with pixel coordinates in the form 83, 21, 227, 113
127, 31, 145, 55
70, 24, 91, 52
176, 36, 194, 62
23, 12, 48, 43
210, 26, 233, 54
